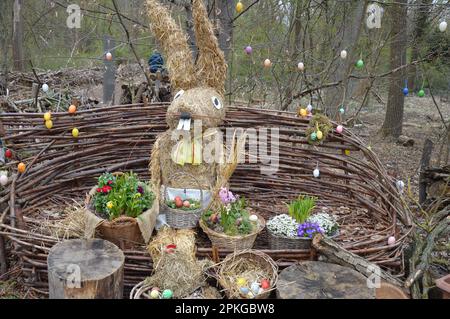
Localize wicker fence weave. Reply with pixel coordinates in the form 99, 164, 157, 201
0, 103, 412, 297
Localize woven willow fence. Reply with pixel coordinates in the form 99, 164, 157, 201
0, 103, 412, 296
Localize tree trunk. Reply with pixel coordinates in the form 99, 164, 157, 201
381, 0, 408, 138
408, 0, 432, 90
215, 0, 233, 61
12, 0, 24, 71
48, 239, 124, 299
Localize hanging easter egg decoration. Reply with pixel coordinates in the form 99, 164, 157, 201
439, 21, 447, 32
161, 289, 173, 299
0, 174, 8, 186
44, 112, 51, 121
42, 83, 49, 93
402, 87, 409, 96
396, 180, 405, 193
418, 89, 425, 97
5, 149, 12, 158
236, 1, 244, 13
339, 107, 345, 114
340, 50, 347, 59
72, 128, 79, 138
45, 120, 53, 129
355, 59, 364, 69
105, 52, 113, 61
345, 149, 350, 156
313, 168, 320, 178
299, 108, 307, 117
310, 132, 317, 141
244, 46, 253, 55
297, 62, 305, 71
306, 104, 313, 112
388, 236, 396, 246
336, 125, 343, 134
263, 58, 272, 68
316, 130, 323, 140
18, 162, 26, 174
68, 104, 77, 114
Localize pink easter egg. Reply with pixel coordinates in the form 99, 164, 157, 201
336, 125, 343, 134
388, 236, 396, 246
245, 46, 253, 55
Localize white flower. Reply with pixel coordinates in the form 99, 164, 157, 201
267, 214, 299, 238
307, 213, 338, 236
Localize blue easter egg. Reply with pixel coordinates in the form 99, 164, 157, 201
402, 87, 409, 96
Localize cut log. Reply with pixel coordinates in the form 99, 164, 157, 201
47, 239, 124, 299
311, 234, 404, 287
276, 261, 375, 299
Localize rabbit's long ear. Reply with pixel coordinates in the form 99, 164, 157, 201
192, 0, 227, 95
146, 0, 196, 90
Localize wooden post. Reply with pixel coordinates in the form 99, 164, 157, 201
0, 235, 7, 275
103, 36, 116, 105
12, 0, 24, 71
48, 239, 124, 299
419, 139, 433, 204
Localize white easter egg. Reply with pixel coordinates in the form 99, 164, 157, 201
42, 84, 49, 92
388, 236, 396, 246
439, 21, 447, 32
396, 180, 404, 192
0, 175, 8, 186
250, 282, 260, 294
313, 168, 320, 178
249, 214, 258, 222
297, 62, 304, 71
340, 50, 347, 59
306, 104, 313, 112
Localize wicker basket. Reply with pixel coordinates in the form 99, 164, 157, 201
267, 228, 340, 250
199, 213, 265, 251
218, 250, 278, 299
162, 172, 209, 229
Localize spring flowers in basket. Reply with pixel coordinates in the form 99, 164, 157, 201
202, 187, 256, 236
92, 172, 155, 220
267, 195, 339, 239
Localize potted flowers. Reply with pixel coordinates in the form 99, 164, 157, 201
266, 195, 338, 250
85, 172, 157, 246
199, 187, 265, 250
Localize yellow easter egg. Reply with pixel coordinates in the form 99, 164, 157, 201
45, 120, 53, 129
316, 130, 323, 140
43, 112, 51, 121
72, 128, 79, 138
299, 108, 307, 117
236, 1, 244, 13
345, 149, 350, 156
236, 277, 247, 287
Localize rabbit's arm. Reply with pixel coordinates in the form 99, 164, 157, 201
150, 134, 163, 202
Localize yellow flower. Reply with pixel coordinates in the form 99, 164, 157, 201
107, 201, 113, 209
134, 193, 141, 198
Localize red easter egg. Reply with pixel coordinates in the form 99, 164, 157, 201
261, 279, 270, 289
5, 149, 12, 158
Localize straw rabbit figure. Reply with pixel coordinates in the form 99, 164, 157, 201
147, 0, 230, 202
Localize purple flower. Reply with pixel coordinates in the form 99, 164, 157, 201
297, 222, 323, 238
219, 187, 236, 204
137, 186, 144, 194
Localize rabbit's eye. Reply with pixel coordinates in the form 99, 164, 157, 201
212, 96, 222, 110
174, 90, 184, 100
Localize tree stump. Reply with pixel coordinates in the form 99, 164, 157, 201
276, 261, 375, 299
48, 239, 124, 299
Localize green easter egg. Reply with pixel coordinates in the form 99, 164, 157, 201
311, 132, 317, 141
339, 107, 345, 114
162, 289, 173, 299
418, 89, 425, 97
356, 59, 364, 69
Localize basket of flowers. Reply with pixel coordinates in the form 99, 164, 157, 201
199, 187, 265, 251
266, 195, 339, 250
217, 250, 278, 299
85, 172, 157, 246
162, 172, 208, 229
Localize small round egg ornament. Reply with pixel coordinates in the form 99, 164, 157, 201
43, 112, 51, 121
316, 130, 323, 140
388, 236, 396, 246
263, 58, 272, 68
236, 277, 247, 287
72, 128, 79, 138
150, 289, 160, 299
45, 120, 53, 129
439, 21, 447, 32
418, 89, 425, 97
0, 174, 8, 186
340, 50, 347, 59
105, 52, 113, 61
244, 46, 253, 55
297, 62, 305, 71
5, 149, 12, 159
68, 104, 77, 114
239, 286, 249, 295
344, 149, 350, 156
246, 291, 255, 299
42, 83, 49, 93
306, 104, 313, 112
162, 289, 173, 299
18, 162, 26, 174
299, 108, 307, 117
396, 180, 405, 192
250, 282, 260, 294
249, 214, 258, 222
356, 59, 364, 69
236, 1, 244, 13
313, 168, 320, 178
336, 125, 343, 134
260, 279, 270, 290
402, 87, 409, 96
339, 107, 345, 115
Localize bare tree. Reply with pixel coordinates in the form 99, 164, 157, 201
13, 0, 24, 71
381, 0, 408, 138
